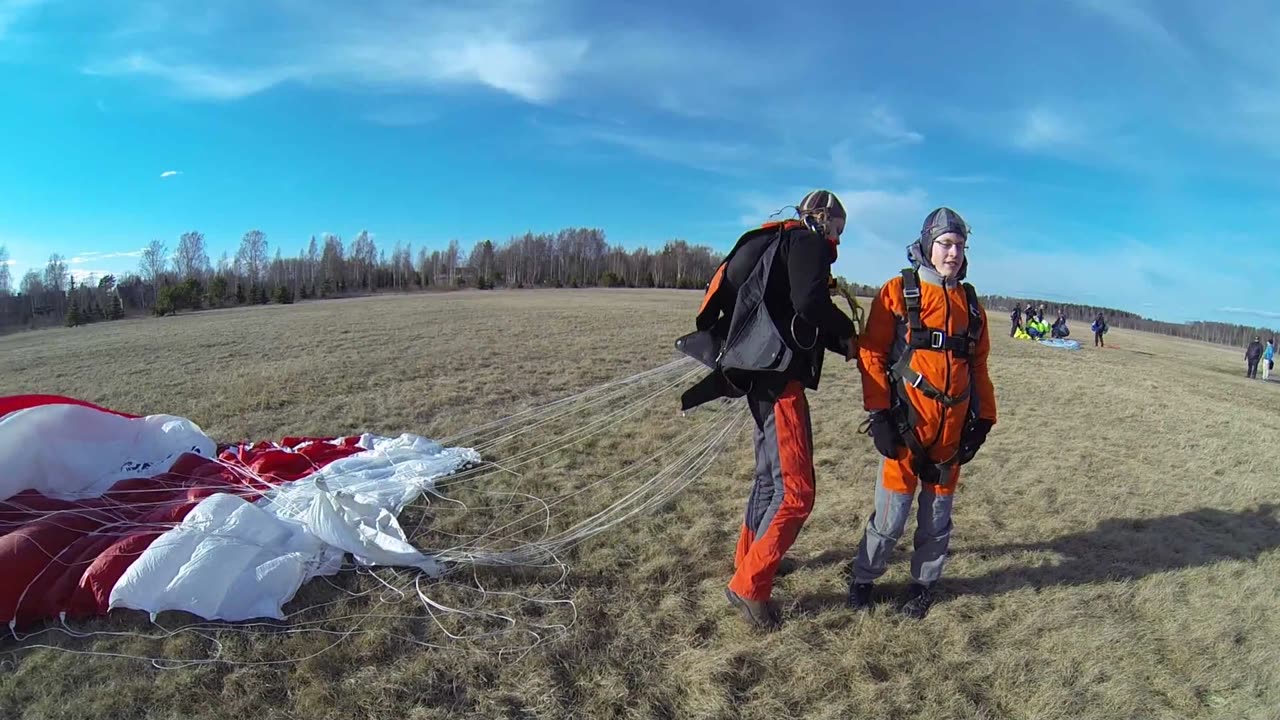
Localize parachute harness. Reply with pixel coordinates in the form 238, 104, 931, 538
878, 268, 984, 482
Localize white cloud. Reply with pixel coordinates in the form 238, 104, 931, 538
733, 185, 931, 282
829, 139, 910, 186
160, 169, 181, 178
865, 105, 924, 146
1219, 307, 1280, 320
1014, 106, 1079, 151
68, 268, 118, 284
541, 120, 824, 179
0, 0, 43, 39
1067, 0, 1193, 63
68, 249, 143, 264
364, 106, 439, 127
85, 54, 299, 101
83, 3, 593, 104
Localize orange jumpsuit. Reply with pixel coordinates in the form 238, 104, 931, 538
858, 271, 997, 495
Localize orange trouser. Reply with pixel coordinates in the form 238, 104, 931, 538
729, 381, 816, 601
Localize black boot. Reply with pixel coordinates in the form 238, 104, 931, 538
847, 581, 874, 612
900, 582, 935, 619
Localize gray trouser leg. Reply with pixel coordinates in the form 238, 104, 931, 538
851, 464, 914, 584
910, 484, 954, 585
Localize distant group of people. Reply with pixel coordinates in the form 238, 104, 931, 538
1245, 336, 1275, 380
1009, 305, 1107, 345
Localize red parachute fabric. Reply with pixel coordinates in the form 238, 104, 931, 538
0, 394, 140, 420
0, 397, 367, 627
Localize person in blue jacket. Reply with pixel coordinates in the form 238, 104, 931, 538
1263, 339, 1275, 381
1091, 313, 1108, 347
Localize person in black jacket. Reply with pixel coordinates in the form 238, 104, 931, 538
698, 189, 856, 630
1010, 306, 1022, 337
1246, 336, 1263, 378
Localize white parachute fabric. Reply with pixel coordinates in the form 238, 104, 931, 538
0, 403, 216, 502
108, 433, 480, 621
107, 492, 343, 621
280, 433, 481, 573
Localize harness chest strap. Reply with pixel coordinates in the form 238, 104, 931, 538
890, 269, 982, 408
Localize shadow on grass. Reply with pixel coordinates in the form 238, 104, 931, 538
794, 504, 1280, 612
950, 503, 1280, 597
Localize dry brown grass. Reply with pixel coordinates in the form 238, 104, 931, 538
2, 289, 1279, 720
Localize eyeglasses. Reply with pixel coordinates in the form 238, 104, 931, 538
934, 239, 967, 252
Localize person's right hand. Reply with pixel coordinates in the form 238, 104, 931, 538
867, 410, 902, 459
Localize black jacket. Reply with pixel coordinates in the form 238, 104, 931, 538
719, 222, 855, 389
757, 222, 849, 384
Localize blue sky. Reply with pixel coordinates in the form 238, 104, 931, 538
0, 0, 1276, 324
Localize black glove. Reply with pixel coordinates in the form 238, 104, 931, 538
867, 410, 902, 459
956, 419, 994, 465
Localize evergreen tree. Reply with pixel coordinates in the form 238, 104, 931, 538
64, 278, 82, 327
109, 291, 125, 320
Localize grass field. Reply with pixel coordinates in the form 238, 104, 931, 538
2, 289, 1279, 720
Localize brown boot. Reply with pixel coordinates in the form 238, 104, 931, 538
724, 587, 781, 631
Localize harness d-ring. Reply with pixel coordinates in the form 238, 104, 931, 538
791, 313, 818, 350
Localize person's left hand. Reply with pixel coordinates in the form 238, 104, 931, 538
845, 336, 858, 362
957, 419, 994, 465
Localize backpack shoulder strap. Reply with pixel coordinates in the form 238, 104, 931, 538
962, 282, 983, 342
900, 268, 925, 338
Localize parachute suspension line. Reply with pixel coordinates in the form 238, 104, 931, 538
423, 360, 705, 492
403, 359, 710, 542
440, 357, 698, 448
478, 411, 745, 568
405, 362, 735, 552
433, 399, 746, 568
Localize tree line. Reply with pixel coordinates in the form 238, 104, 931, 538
2, 236, 1275, 349
0, 229, 723, 333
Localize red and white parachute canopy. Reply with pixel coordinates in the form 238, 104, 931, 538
0, 395, 479, 628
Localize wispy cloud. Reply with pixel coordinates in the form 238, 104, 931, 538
829, 139, 910, 186
363, 106, 439, 127
1218, 307, 1280, 320
1067, 0, 1193, 63
85, 54, 300, 101
735, 186, 930, 263
0, 0, 43, 39
935, 174, 1000, 185
865, 105, 923, 146
83, 3, 593, 104
68, 268, 119, 284
160, 169, 181, 178
1014, 106, 1080, 151
542, 121, 823, 179
69, 249, 144, 264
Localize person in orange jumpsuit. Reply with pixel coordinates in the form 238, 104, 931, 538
847, 207, 998, 619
